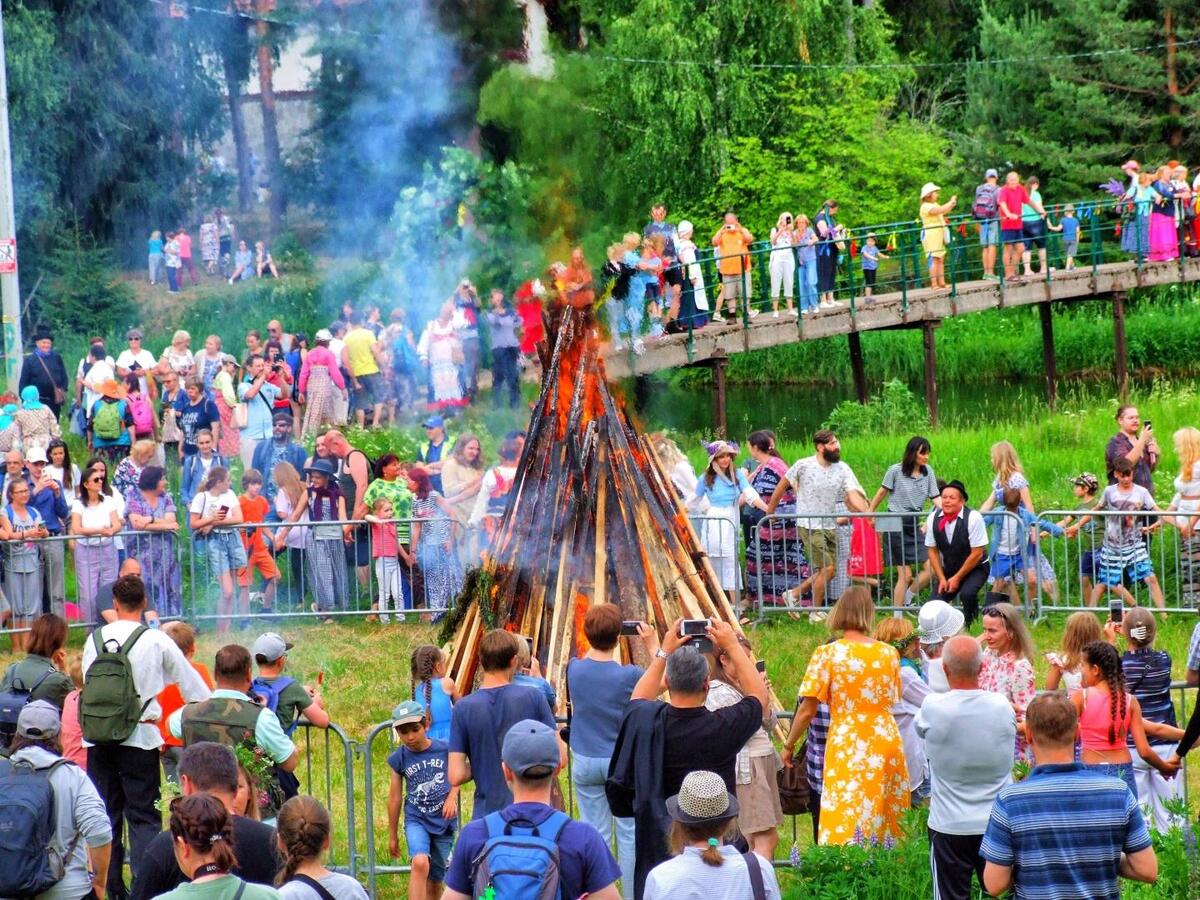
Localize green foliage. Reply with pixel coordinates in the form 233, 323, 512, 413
709, 72, 958, 233
961, 0, 1199, 196
822, 379, 928, 437
272, 232, 315, 276
38, 224, 134, 342
386, 147, 551, 315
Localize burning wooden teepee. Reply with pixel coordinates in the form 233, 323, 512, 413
443, 301, 747, 707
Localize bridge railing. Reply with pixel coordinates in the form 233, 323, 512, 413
643, 193, 1195, 361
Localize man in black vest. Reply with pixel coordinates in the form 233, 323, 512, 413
925, 480, 990, 625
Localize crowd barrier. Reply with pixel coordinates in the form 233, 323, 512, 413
302, 681, 1196, 888
4, 505, 1200, 635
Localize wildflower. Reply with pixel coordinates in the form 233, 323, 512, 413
788, 842, 802, 869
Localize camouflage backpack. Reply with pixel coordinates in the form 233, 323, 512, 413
181, 697, 283, 818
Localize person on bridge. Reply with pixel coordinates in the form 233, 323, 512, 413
974, 168, 1002, 279
998, 172, 1033, 281
920, 184, 958, 290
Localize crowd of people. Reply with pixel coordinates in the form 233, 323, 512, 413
146, 209, 280, 292
7, 580, 1200, 900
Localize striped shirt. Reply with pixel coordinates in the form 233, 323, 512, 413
880, 462, 939, 513
980, 762, 1151, 900
1121, 649, 1175, 747
1186, 621, 1200, 673
805, 702, 831, 794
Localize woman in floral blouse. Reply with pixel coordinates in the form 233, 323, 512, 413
979, 601, 1037, 759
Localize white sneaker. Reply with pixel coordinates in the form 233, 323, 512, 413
748, 309, 760, 318
712, 312, 724, 323
772, 311, 780, 318
632, 339, 646, 355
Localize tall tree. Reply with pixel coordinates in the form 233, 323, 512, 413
962, 0, 1199, 196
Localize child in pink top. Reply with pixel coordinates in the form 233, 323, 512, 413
366, 497, 403, 622
60, 657, 86, 769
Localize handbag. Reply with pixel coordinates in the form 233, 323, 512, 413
34, 354, 65, 406
231, 401, 249, 429
776, 738, 812, 815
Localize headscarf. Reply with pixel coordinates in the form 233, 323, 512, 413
19, 385, 44, 411
0, 404, 15, 431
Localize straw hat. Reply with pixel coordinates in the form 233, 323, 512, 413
666, 770, 739, 825
920, 182, 941, 200
96, 379, 124, 400
705, 440, 739, 464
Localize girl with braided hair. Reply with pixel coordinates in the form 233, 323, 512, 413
1070, 640, 1182, 797
409, 644, 457, 742
160, 794, 279, 900
275, 796, 367, 900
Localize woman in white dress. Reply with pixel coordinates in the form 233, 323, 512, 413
417, 301, 467, 411
694, 440, 768, 604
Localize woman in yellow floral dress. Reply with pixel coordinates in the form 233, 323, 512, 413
781, 586, 909, 845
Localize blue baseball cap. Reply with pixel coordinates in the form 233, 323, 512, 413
501, 719, 560, 778
422, 415, 444, 430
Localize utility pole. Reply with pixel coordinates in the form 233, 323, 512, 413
0, 7, 22, 390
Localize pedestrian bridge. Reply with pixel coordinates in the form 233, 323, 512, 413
599, 206, 1198, 428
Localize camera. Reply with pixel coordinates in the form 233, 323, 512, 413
620, 620, 643, 636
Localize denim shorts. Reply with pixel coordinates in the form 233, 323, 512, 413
991, 551, 1026, 581
979, 219, 999, 246
204, 531, 248, 575
1079, 549, 1099, 579
1022, 219, 1047, 249
405, 820, 454, 883
1064, 239, 1078, 258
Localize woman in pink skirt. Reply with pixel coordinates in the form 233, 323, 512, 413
211, 354, 241, 459
298, 328, 347, 437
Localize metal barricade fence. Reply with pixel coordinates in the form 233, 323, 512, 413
295, 721, 361, 877
751, 509, 1036, 619
688, 513, 743, 611
1035, 509, 1195, 615
0, 529, 185, 636
184, 516, 460, 627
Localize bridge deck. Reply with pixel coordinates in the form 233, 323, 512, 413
602, 257, 1200, 379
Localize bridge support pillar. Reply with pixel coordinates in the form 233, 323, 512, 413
710, 353, 728, 438
848, 332, 867, 404
1112, 292, 1129, 401
922, 321, 939, 428
1039, 301, 1057, 412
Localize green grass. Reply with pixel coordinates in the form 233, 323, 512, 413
6, 612, 1197, 899
670, 284, 1200, 387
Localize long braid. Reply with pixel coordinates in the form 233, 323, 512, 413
1084, 641, 1127, 744
411, 645, 438, 727
275, 796, 330, 886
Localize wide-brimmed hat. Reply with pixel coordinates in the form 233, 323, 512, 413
705, 440, 739, 464
918, 599, 965, 644
920, 182, 941, 200
96, 379, 124, 400
304, 458, 336, 478
943, 479, 968, 502
666, 770, 739, 825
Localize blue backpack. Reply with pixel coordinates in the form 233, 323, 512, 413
250, 675, 299, 735
0, 756, 77, 898
470, 810, 569, 900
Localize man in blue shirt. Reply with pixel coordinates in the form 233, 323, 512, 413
236, 355, 280, 471
443, 719, 621, 900
250, 413, 307, 511
448, 629, 560, 819
981, 692, 1159, 899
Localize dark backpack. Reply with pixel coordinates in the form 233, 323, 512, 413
250, 675, 300, 735
973, 183, 999, 220
0, 756, 77, 898
0, 665, 56, 748
80, 626, 150, 745
470, 810, 569, 900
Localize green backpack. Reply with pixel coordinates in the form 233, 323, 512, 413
80, 626, 150, 744
92, 400, 123, 441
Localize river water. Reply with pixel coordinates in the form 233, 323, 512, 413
626, 375, 1154, 443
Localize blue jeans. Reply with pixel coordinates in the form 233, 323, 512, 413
798, 260, 819, 311
607, 296, 644, 340
571, 751, 635, 899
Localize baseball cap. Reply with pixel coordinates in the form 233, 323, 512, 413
501, 719, 560, 778
314, 328, 333, 343
391, 700, 426, 730
985, 168, 998, 179
422, 415, 445, 430
25, 446, 48, 464
252, 632, 293, 663
18, 699, 62, 739
1070, 472, 1099, 492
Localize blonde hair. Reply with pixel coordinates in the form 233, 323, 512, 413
873, 617, 917, 657
1175, 427, 1200, 481
68, 654, 84, 690
622, 232, 641, 250
990, 441, 1024, 486
827, 586, 875, 634
272, 461, 304, 507
650, 433, 687, 471
130, 439, 157, 466
1059, 611, 1103, 672
371, 496, 393, 515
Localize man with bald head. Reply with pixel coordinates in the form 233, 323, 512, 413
2, 448, 26, 499
97, 558, 160, 627
916, 635, 1016, 900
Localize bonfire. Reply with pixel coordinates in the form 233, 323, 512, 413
442, 295, 757, 707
